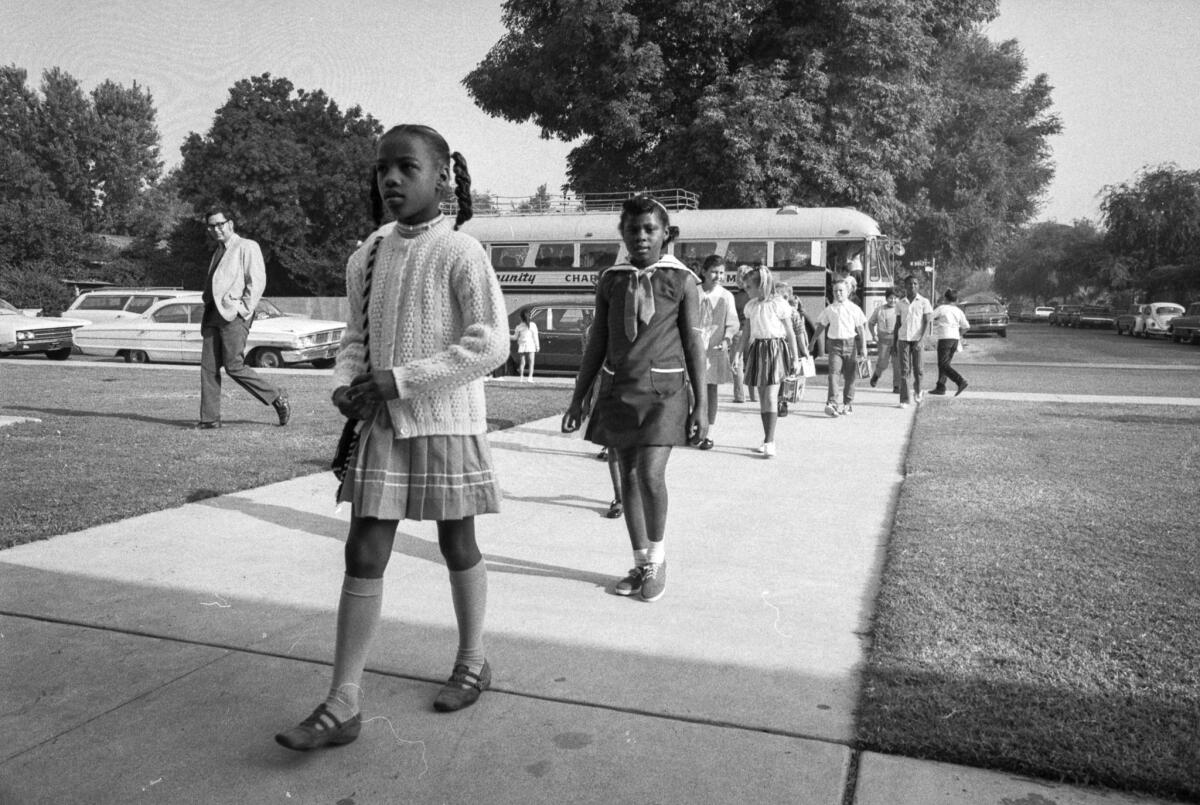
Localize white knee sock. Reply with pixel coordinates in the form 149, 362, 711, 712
449, 561, 488, 674
325, 574, 384, 720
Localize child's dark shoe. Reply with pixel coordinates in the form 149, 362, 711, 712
275, 703, 361, 751
434, 660, 491, 712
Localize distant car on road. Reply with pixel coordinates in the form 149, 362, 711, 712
64, 287, 193, 323
1168, 302, 1200, 344
0, 298, 88, 360
959, 301, 1008, 337
494, 297, 595, 376
1049, 304, 1081, 326
1117, 302, 1185, 338
72, 294, 345, 367
1068, 305, 1116, 329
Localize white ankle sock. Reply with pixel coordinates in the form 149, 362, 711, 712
646, 541, 665, 564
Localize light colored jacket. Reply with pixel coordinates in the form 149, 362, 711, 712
208, 233, 266, 322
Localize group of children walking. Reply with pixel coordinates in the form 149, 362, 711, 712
272, 121, 968, 754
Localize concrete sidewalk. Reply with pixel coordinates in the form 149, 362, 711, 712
0, 388, 1178, 804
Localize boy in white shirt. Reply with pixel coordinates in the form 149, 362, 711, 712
929, 289, 970, 396
813, 280, 868, 416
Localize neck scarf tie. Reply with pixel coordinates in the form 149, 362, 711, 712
624, 267, 656, 341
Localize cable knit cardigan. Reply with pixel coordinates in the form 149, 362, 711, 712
334, 219, 509, 438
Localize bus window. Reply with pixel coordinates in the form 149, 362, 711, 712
675, 241, 718, 273
535, 243, 574, 268
491, 244, 529, 269
725, 241, 767, 267
774, 241, 817, 269
580, 242, 620, 269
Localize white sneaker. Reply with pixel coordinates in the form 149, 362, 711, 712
824, 402, 840, 418
764, 442, 776, 458
841, 404, 853, 415
898, 402, 910, 409
916, 391, 925, 403
756, 442, 768, 454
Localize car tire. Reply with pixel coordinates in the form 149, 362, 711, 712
251, 348, 284, 369
1191, 330, 1200, 346
45, 347, 72, 360
999, 329, 1007, 338
491, 357, 514, 378
124, 350, 150, 363
310, 358, 335, 369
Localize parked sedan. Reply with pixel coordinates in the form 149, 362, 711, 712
72, 294, 345, 367
1168, 302, 1200, 344
0, 298, 88, 360
495, 297, 596, 376
1068, 305, 1116, 329
959, 301, 1008, 337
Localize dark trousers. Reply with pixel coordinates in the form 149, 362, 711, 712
935, 339, 966, 390
897, 339, 923, 403
200, 309, 280, 423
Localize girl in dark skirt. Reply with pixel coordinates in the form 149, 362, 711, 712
562, 195, 707, 602
740, 266, 800, 457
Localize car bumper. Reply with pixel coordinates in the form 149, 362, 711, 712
967, 322, 1007, 334
1, 333, 75, 353
281, 343, 339, 364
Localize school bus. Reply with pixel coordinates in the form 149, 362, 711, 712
457, 189, 897, 340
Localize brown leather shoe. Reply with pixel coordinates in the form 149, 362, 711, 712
275, 703, 361, 751
433, 661, 491, 712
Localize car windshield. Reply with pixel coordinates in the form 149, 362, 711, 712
1154, 305, 1184, 315
964, 304, 1001, 314
0, 299, 19, 315
254, 300, 287, 319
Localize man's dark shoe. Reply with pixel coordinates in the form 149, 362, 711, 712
869, 375, 878, 388
955, 381, 969, 397
929, 388, 948, 396
273, 393, 291, 426
193, 421, 221, 430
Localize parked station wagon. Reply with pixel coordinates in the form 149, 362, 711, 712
64, 287, 195, 323
72, 294, 346, 368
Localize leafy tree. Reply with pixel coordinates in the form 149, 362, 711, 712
900, 35, 1061, 286
0, 65, 162, 234
515, 183, 553, 213
1100, 164, 1200, 300
0, 260, 74, 314
993, 219, 1108, 303
91, 79, 162, 233
176, 74, 382, 295
464, 1, 1059, 277
0, 141, 88, 266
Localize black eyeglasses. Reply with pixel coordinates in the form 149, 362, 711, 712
205, 220, 229, 230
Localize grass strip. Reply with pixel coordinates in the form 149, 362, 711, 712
858, 399, 1200, 801
0, 365, 569, 549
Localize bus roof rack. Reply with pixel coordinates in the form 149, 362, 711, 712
443, 188, 700, 217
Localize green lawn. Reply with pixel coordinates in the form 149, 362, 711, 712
858, 399, 1200, 801
0, 363, 569, 548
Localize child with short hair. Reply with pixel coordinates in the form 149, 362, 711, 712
696, 254, 740, 449
740, 266, 800, 457
562, 195, 707, 602
276, 124, 509, 751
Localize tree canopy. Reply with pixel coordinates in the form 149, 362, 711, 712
464, 0, 1060, 280
176, 74, 382, 295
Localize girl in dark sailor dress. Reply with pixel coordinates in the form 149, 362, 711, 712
563, 195, 707, 603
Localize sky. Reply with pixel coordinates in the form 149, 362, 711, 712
2, 0, 1197, 225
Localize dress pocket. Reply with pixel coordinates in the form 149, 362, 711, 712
649, 366, 685, 395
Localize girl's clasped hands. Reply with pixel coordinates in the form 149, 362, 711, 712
333, 370, 399, 419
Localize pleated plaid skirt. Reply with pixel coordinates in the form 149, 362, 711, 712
744, 337, 792, 386
337, 412, 501, 521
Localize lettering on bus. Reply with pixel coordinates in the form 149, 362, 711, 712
496, 270, 601, 291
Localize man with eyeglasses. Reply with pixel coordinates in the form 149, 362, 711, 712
195, 209, 290, 429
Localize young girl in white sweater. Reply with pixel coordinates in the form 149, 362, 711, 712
276, 124, 509, 751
